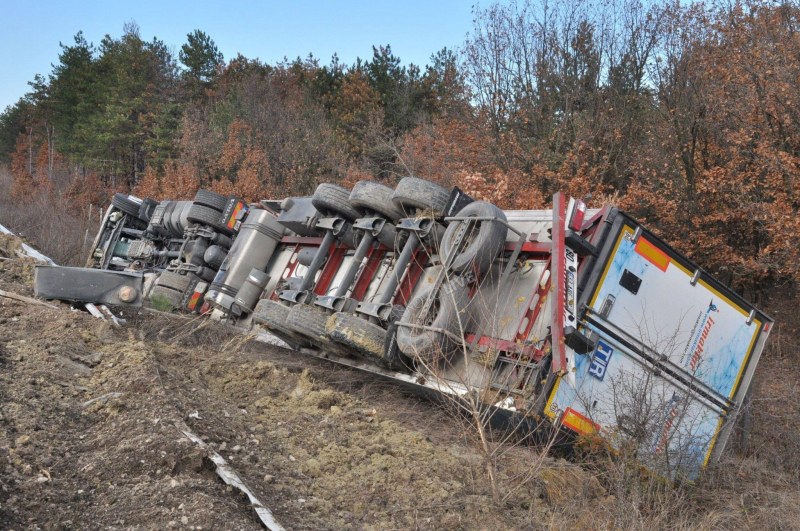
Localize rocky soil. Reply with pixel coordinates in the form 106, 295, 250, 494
1, 233, 799, 530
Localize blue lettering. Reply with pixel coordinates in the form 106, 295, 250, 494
588, 340, 614, 381
588, 362, 606, 379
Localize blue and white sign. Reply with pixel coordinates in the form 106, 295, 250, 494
588, 340, 614, 381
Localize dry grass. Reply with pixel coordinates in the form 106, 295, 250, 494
0, 165, 102, 265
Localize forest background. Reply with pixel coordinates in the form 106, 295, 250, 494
2, 0, 799, 299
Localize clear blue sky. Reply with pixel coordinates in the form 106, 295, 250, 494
0, 0, 481, 111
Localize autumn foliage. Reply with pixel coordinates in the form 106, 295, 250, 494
3, 1, 800, 293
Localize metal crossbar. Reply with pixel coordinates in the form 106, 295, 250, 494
394, 321, 463, 344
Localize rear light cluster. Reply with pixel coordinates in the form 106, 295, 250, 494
567, 198, 587, 232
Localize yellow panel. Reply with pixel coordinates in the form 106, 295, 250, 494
635, 236, 670, 272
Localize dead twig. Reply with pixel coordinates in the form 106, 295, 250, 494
0, 288, 59, 309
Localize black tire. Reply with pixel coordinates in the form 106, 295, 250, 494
396, 280, 469, 363
312, 183, 360, 221
326, 312, 388, 362
194, 189, 228, 212
391, 177, 450, 216
349, 181, 404, 221
253, 299, 308, 348
382, 322, 413, 371
156, 270, 193, 292
149, 285, 184, 310
187, 204, 233, 235
440, 201, 508, 276
154, 272, 204, 312
285, 304, 330, 342
112, 193, 144, 218
138, 198, 159, 222
149, 202, 181, 238
168, 201, 193, 237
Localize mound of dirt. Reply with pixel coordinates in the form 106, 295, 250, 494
0, 262, 556, 529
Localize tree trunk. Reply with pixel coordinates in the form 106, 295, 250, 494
27, 127, 33, 175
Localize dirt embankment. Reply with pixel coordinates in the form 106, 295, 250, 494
1, 234, 800, 530
0, 248, 557, 529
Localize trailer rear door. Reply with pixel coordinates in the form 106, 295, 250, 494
546, 212, 772, 478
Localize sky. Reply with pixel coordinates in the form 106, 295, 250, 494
0, 0, 479, 111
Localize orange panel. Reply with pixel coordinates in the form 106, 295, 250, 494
562, 407, 600, 435
635, 236, 670, 272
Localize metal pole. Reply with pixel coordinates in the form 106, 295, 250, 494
375, 232, 419, 305
298, 230, 336, 292
333, 232, 375, 298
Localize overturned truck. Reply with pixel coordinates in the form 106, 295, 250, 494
36, 177, 772, 480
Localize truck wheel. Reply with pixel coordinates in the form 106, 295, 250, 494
396, 281, 469, 363
253, 299, 308, 349
187, 204, 234, 235
156, 270, 193, 292
149, 285, 184, 310
111, 193, 144, 218
439, 201, 508, 276
391, 177, 450, 217
193, 189, 228, 212
349, 181, 404, 221
382, 322, 413, 371
312, 183, 360, 221
286, 304, 330, 342
326, 312, 388, 363
138, 198, 159, 222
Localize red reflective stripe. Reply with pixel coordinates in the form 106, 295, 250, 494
517, 256, 552, 344
464, 334, 545, 360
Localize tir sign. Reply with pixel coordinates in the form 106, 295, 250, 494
588, 340, 614, 381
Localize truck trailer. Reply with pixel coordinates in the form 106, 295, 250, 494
35, 176, 772, 480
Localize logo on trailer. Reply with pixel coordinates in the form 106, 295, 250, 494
588, 340, 614, 381
686, 299, 719, 372
654, 392, 683, 454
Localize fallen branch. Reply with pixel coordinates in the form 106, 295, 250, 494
82, 392, 125, 408
0, 288, 59, 309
